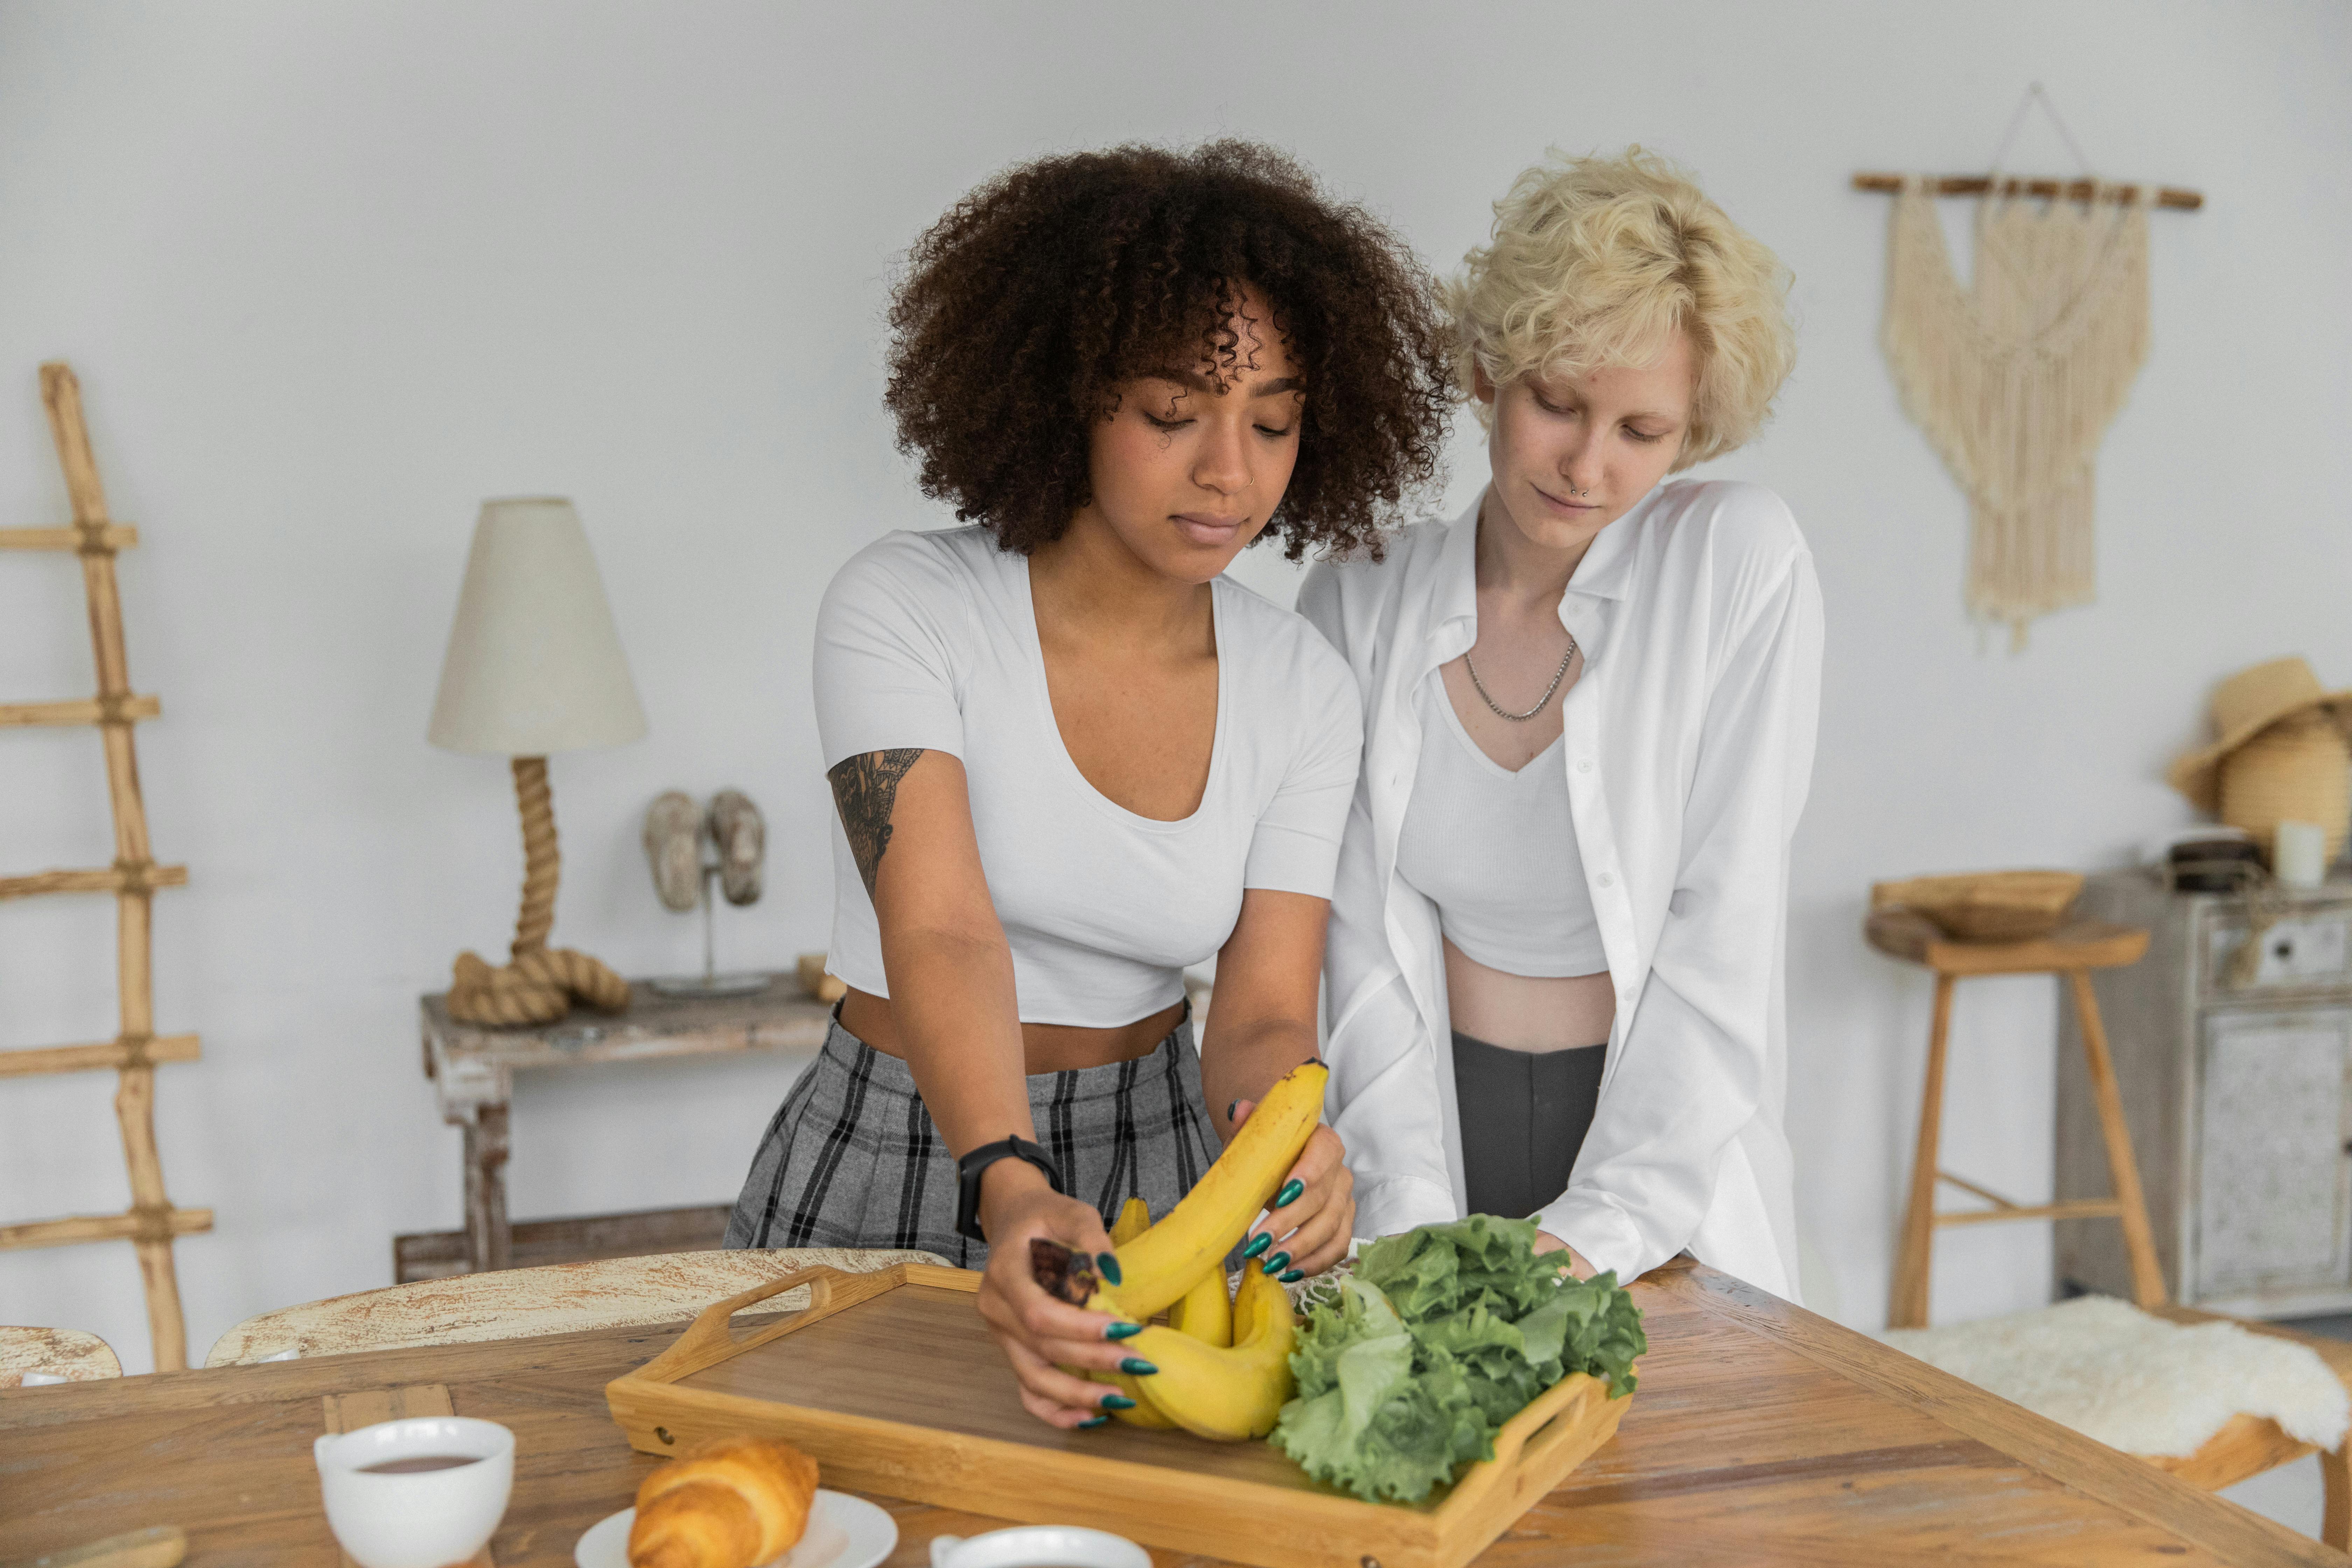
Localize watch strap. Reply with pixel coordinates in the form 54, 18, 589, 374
954, 1136, 1064, 1241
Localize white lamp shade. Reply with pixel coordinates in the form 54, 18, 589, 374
427, 497, 648, 756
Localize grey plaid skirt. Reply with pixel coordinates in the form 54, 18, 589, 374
724, 1006, 1219, 1267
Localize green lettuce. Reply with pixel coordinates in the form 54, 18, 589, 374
1270, 1217, 1645, 1504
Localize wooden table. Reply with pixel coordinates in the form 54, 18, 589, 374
417, 976, 834, 1278
3, 1258, 2340, 1566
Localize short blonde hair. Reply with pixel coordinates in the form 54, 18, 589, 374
1448, 147, 1795, 470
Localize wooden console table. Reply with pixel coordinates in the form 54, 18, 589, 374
416, 975, 833, 1280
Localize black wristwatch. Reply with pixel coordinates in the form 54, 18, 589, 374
954, 1136, 1064, 1241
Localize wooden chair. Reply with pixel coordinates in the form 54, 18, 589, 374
1869, 903, 2352, 1547
1868, 906, 2165, 1328
1, 1325, 122, 1386
203, 1246, 947, 1366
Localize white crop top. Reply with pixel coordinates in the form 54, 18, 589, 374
814, 527, 1363, 1028
1393, 671, 1608, 978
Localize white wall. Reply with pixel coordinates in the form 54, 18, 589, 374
3, 1, 2348, 1372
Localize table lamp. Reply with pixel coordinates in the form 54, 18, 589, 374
428, 497, 645, 1025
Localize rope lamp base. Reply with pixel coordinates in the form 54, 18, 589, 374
447, 756, 632, 1027
448, 946, 629, 1026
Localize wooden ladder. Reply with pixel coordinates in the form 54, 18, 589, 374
0, 363, 210, 1370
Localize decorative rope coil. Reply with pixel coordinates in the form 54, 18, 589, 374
449, 946, 629, 1026
510, 755, 560, 957
445, 755, 631, 1027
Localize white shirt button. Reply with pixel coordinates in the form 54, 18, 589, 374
1597, 872, 1615, 888
1576, 759, 1593, 774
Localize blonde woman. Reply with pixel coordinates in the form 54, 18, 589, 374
1298, 148, 1819, 1296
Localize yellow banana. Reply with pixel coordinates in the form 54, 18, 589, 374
1093, 1196, 1177, 1428
1126, 1264, 1296, 1441
1072, 1060, 1318, 1437
1099, 1060, 1328, 1319
1165, 1263, 1232, 1348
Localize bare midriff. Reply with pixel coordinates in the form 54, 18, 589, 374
1443, 937, 1615, 1052
839, 988, 1186, 1074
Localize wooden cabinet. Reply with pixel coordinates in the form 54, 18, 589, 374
2058, 870, 2352, 1316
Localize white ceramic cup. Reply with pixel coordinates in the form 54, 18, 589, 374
312, 1415, 514, 1568
928, 1524, 1152, 1568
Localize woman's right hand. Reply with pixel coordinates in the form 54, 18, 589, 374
971, 1161, 1151, 1429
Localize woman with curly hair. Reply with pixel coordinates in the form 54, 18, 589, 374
1301, 148, 1820, 1299
725, 141, 1451, 1426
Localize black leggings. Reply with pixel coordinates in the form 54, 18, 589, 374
1451, 1030, 1605, 1220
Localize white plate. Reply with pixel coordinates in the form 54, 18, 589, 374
576, 1489, 897, 1568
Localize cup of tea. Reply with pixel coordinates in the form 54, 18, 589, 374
313, 1414, 513, 1568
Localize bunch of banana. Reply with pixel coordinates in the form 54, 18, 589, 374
1046, 1059, 1326, 1441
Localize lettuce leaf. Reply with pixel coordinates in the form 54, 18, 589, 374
1271, 1217, 1646, 1504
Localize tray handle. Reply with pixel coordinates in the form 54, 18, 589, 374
637, 1263, 898, 1385
1441, 1370, 1607, 1518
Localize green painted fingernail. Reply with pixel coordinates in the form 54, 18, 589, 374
1274, 1179, 1304, 1208
1104, 1321, 1143, 1341
1280, 1269, 1304, 1283
1120, 1357, 1158, 1376
1241, 1232, 1272, 1260
1097, 1252, 1123, 1286
1101, 1393, 1137, 1411
1262, 1251, 1291, 1276
1078, 1414, 1107, 1428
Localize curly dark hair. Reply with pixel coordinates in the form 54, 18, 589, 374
884, 141, 1452, 561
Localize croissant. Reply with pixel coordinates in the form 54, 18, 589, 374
628, 1435, 821, 1568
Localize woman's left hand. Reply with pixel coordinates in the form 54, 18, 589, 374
1533, 1228, 1597, 1281
1233, 1104, 1354, 1280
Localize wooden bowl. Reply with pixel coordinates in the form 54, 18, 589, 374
1869, 870, 2084, 942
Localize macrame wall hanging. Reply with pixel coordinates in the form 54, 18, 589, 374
1855, 88, 2202, 649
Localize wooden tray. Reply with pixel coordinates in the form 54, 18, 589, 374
604, 1263, 1630, 1568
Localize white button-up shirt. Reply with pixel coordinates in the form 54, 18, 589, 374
1297, 479, 1822, 1296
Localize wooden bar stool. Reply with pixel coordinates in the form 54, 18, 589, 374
1867, 906, 2164, 1329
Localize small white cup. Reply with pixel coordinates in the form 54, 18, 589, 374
929, 1524, 1151, 1568
313, 1415, 514, 1568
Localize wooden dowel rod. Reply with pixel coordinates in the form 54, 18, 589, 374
0, 863, 188, 899
119, 878, 155, 1043
116, 1060, 189, 1368
41, 363, 111, 524
0, 694, 161, 728
1852, 172, 2204, 211
0, 1034, 200, 1079
1934, 1170, 2023, 1210
0, 1206, 212, 1252
1937, 1202, 2124, 1228
0, 524, 139, 552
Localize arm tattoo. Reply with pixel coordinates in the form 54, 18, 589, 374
828, 748, 924, 898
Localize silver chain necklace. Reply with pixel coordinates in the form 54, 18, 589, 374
1465, 634, 1580, 722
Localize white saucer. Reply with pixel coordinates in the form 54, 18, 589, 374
576, 1489, 897, 1568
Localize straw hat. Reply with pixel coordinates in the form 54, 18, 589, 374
2168, 657, 2352, 812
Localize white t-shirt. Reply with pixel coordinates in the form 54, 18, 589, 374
815, 526, 1363, 1028
1393, 670, 1608, 979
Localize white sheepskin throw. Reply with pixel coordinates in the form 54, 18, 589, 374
1885, 1296, 2347, 1458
